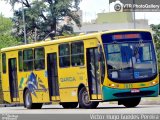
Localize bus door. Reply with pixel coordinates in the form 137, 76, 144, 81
8, 58, 19, 102
87, 48, 102, 100
47, 53, 60, 101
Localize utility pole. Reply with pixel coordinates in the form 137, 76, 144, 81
34, 28, 37, 42
21, 0, 27, 44
133, 0, 136, 29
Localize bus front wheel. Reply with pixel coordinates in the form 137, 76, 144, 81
24, 89, 43, 109
78, 87, 99, 109
121, 97, 141, 108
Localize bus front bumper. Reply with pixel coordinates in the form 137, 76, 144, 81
102, 84, 159, 101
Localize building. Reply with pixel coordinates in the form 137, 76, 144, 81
73, 12, 150, 33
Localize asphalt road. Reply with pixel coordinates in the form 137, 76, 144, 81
0, 103, 160, 114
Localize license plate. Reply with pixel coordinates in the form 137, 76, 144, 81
131, 89, 140, 93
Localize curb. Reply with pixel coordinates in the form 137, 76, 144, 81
140, 101, 160, 105
0, 104, 23, 107
0, 104, 5, 107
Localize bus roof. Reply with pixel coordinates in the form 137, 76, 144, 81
1, 29, 151, 52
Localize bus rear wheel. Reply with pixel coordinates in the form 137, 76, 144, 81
78, 87, 99, 109
121, 97, 141, 108
61, 102, 78, 108
24, 89, 43, 109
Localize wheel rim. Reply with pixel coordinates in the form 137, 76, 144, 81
25, 92, 31, 107
82, 91, 91, 105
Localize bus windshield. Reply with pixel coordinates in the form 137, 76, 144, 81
101, 31, 157, 83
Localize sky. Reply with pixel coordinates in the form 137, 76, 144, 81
0, 0, 160, 25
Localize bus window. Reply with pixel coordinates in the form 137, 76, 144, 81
59, 44, 70, 67
143, 46, 152, 61
23, 49, 33, 71
34, 47, 45, 70
2, 53, 6, 73
18, 51, 23, 71
71, 42, 84, 66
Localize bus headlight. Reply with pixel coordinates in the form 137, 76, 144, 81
110, 84, 119, 88
111, 84, 115, 87
150, 81, 157, 86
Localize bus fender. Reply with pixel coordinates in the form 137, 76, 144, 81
77, 84, 86, 96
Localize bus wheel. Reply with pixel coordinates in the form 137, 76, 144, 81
24, 89, 43, 109
61, 102, 78, 108
78, 87, 99, 109
122, 97, 141, 108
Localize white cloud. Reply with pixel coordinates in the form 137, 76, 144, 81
80, 0, 109, 22
0, 1, 13, 17
136, 12, 160, 25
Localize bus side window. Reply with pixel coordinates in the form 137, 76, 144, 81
2, 53, 6, 73
18, 51, 23, 71
34, 47, 45, 70
71, 41, 84, 66
59, 44, 70, 67
23, 49, 33, 71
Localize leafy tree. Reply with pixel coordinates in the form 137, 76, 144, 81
6, 0, 81, 42
0, 14, 19, 49
150, 24, 160, 70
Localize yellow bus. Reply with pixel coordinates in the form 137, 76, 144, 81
1, 29, 159, 109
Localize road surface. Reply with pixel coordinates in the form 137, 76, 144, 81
0, 103, 160, 114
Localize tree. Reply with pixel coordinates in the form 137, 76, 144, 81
0, 14, 19, 49
150, 24, 160, 70
6, 0, 81, 42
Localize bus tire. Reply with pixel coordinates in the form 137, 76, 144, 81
24, 89, 42, 109
33, 103, 43, 109
78, 87, 99, 109
122, 97, 141, 108
61, 102, 78, 108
